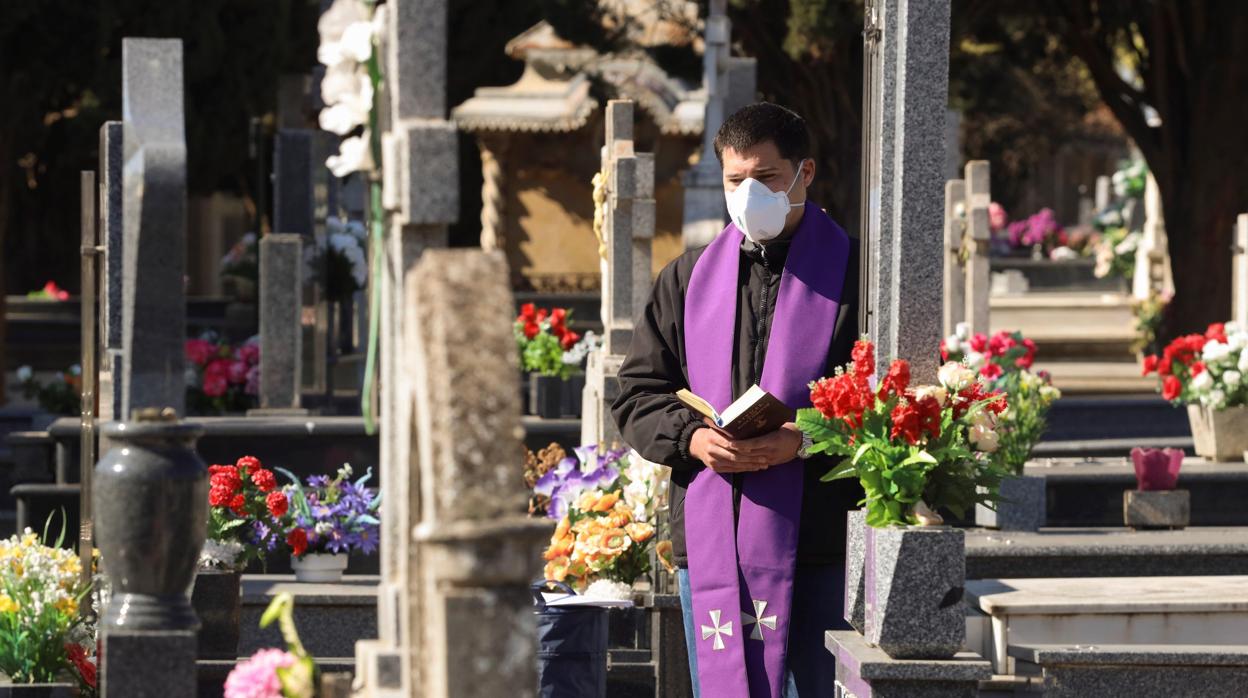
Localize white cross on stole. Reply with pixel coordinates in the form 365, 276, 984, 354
701, 609, 733, 651
742, 599, 778, 641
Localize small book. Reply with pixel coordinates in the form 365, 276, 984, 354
676, 385, 795, 440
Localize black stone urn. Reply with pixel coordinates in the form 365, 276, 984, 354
191, 569, 243, 659
95, 410, 208, 631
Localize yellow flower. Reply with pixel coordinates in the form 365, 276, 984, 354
55, 596, 78, 616
0, 594, 18, 614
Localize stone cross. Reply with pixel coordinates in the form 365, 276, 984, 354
861, 0, 951, 381
942, 179, 966, 336
963, 160, 991, 336
119, 38, 187, 419
98, 121, 125, 422
1133, 172, 1174, 301
256, 235, 304, 412
681, 0, 731, 249
403, 249, 548, 697
582, 100, 655, 447
1234, 214, 1248, 329
354, 0, 458, 693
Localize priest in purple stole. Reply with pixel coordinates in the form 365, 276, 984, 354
613, 103, 862, 696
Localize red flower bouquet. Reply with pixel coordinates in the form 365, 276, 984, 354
797, 340, 1011, 527
202, 455, 286, 570
185, 334, 261, 415
514, 303, 598, 379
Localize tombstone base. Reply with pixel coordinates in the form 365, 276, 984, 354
101, 628, 197, 698
1123, 489, 1190, 529
827, 631, 990, 698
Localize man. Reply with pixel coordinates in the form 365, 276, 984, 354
612, 102, 862, 697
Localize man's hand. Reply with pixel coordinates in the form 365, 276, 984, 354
734, 423, 804, 467
689, 422, 771, 473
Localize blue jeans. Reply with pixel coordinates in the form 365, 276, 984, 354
677, 564, 848, 698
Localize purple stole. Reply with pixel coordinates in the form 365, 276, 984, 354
683, 202, 850, 696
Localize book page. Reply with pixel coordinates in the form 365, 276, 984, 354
719, 384, 767, 427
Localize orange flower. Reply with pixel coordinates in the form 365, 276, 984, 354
592, 492, 621, 512
576, 490, 601, 512
575, 518, 607, 538
605, 503, 632, 528
597, 528, 632, 555
625, 522, 655, 543
655, 540, 676, 573
544, 534, 575, 561
553, 517, 571, 540
567, 559, 590, 579
544, 556, 570, 582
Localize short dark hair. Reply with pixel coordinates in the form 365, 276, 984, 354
713, 102, 811, 166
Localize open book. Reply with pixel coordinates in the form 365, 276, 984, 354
676, 385, 795, 440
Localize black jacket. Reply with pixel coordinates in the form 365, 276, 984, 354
611, 228, 863, 567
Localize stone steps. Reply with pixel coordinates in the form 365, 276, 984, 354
1032, 360, 1154, 394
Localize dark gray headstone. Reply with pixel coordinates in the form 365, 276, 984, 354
389, 0, 447, 120
259, 234, 303, 409
119, 38, 187, 418
99, 121, 124, 352
273, 129, 315, 237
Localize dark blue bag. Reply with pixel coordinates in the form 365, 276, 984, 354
533, 579, 608, 698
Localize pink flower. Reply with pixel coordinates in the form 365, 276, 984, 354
224, 648, 296, 698
245, 365, 261, 396
226, 360, 249, 385
185, 339, 216, 366
988, 202, 1007, 232
236, 342, 261, 366
203, 373, 229, 398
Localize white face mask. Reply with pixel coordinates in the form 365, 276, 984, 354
724, 160, 807, 243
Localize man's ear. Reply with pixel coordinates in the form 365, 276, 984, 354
802, 158, 816, 187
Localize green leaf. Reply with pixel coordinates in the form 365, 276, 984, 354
820, 459, 857, 482
900, 450, 937, 467
852, 442, 873, 465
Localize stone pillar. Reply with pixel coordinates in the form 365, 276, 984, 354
98, 121, 124, 422
942, 179, 966, 337
582, 100, 655, 447
354, 0, 457, 693
944, 109, 961, 180
963, 160, 991, 336
864, 0, 950, 381
1077, 185, 1094, 225
681, 0, 732, 249
406, 249, 549, 698
1133, 172, 1174, 302
119, 38, 187, 419
256, 234, 305, 413
1234, 214, 1248, 329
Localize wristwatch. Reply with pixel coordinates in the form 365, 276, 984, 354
797, 431, 815, 460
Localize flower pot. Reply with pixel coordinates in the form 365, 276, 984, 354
843, 509, 867, 633
561, 373, 586, 418
291, 553, 349, 583
1131, 447, 1183, 490
533, 581, 608, 698
95, 418, 207, 630
192, 569, 242, 659
529, 375, 564, 419
1123, 489, 1190, 530
863, 526, 965, 659
974, 474, 1046, 531
1187, 404, 1248, 462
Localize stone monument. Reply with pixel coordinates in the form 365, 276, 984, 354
582, 100, 655, 447
256, 234, 305, 413
860, 0, 950, 381
98, 121, 125, 422
1233, 214, 1248, 329
1133, 172, 1174, 302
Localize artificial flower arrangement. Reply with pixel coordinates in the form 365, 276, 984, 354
304, 216, 368, 304
1131, 289, 1171, 357
26, 280, 70, 301
185, 333, 261, 415
16, 364, 81, 416
992, 207, 1068, 257
225, 593, 317, 698
1092, 223, 1140, 281
275, 464, 381, 560
795, 340, 1012, 528
1142, 322, 1248, 409
203, 456, 290, 571
0, 523, 97, 694
536, 445, 674, 598
515, 304, 599, 380
941, 326, 1062, 472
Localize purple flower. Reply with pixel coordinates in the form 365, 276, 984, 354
355, 527, 378, 555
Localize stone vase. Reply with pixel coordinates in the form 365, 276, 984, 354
562, 373, 586, 418
974, 474, 1046, 531
95, 418, 207, 630
191, 569, 242, 659
843, 509, 867, 632
863, 526, 965, 660
529, 374, 564, 419
291, 553, 348, 583
1187, 404, 1248, 462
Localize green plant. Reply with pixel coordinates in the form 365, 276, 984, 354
1131, 290, 1170, 357
16, 364, 80, 416
992, 370, 1061, 474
